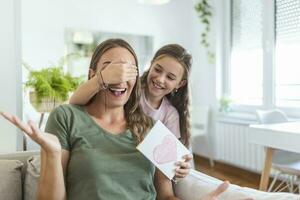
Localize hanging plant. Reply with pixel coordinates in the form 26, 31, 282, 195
194, 0, 215, 63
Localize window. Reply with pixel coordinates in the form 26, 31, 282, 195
230, 0, 263, 105
226, 0, 300, 113
275, 0, 300, 107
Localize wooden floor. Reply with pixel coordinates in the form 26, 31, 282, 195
193, 155, 261, 189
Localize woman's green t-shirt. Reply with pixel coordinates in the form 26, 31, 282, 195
45, 104, 156, 200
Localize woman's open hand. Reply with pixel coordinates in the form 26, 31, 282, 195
201, 181, 229, 200
201, 181, 254, 200
0, 111, 61, 156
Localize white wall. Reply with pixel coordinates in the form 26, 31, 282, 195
21, 0, 215, 111
21, 0, 197, 70
189, 0, 218, 107
21, 0, 217, 106
188, 0, 220, 160
0, 0, 23, 153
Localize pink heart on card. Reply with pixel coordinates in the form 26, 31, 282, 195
153, 135, 177, 164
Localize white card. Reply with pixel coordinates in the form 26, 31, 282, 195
137, 120, 191, 180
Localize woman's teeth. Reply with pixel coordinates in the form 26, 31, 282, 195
108, 87, 126, 96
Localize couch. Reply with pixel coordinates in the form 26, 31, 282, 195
0, 151, 299, 200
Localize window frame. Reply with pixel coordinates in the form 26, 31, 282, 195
220, 0, 300, 118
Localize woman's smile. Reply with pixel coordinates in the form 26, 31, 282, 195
108, 86, 127, 97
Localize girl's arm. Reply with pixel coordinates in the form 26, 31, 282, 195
69, 75, 100, 105
154, 169, 180, 200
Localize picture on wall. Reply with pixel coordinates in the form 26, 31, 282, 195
64, 29, 154, 79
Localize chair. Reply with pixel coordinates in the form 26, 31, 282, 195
191, 105, 214, 167
256, 109, 300, 193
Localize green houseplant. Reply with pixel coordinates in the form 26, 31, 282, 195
25, 64, 83, 113
219, 96, 233, 114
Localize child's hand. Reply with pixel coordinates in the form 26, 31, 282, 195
174, 154, 193, 180
100, 61, 138, 84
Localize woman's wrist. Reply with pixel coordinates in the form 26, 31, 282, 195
45, 151, 62, 160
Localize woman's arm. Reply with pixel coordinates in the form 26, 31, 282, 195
0, 112, 68, 200
37, 150, 69, 200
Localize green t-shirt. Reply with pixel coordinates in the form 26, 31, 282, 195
45, 104, 156, 200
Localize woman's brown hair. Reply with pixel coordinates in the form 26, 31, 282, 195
141, 44, 192, 147
89, 38, 153, 143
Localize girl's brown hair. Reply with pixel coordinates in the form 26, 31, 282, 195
141, 44, 192, 147
89, 38, 153, 143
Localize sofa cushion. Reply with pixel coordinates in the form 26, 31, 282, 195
24, 155, 40, 200
0, 160, 23, 200
174, 169, 300, 200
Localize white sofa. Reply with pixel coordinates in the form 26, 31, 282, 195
0, 151, 300, 200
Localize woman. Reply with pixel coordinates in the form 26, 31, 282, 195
1, 39, 231, 200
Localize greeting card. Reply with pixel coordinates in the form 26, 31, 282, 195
137, 120, 191, 180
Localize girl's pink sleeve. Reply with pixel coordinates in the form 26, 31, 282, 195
164, 109, 181, 139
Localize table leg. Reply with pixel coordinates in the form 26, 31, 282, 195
259, 147, 274, 191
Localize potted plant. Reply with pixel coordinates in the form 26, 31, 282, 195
25, 65, 83, 113
218, 96, 233, 114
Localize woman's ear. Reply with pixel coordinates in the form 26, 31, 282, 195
88, 69, 96, 80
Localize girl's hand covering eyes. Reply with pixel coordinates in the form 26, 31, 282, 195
100, 62, 138, 85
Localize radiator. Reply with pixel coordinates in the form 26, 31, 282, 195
215, 121, 265, 172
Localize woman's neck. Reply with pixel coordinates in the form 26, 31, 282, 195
144, 88, 163, 109
85, 99, 126, 125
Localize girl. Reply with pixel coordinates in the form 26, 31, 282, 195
1, 38, 231, 200
70, 44, 193, 179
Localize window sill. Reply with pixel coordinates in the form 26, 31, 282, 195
217, 110, 300, 126
217, 111, 258, 126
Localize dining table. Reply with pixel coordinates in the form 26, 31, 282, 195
249, 121, 300, 191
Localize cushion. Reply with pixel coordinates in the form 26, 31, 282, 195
174, 169, 300, 200
0, 160, 23, 200
24, 155, 40, 200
